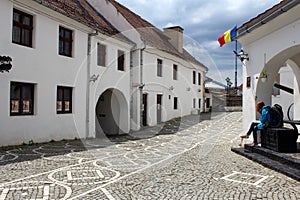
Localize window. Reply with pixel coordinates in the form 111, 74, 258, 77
97, 43, 106, 66
193, 71, 196, 84
173, 64, 178, 80
10, 82, 34, 115
198, 73, 201, 85
199, 99, 201, 109
57, 86, 72, 114
174, 97, 178, 110
193, 98, 196, 108
59, 26, 73, 57
12, 9, 33, 47
157, 59, 163, 77
206, 98, 211, 108
117, 50, 125, 71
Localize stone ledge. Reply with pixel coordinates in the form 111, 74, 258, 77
231, 146, 300, 181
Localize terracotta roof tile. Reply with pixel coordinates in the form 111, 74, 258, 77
33, 0, 119, 36
109, 0, 207, 68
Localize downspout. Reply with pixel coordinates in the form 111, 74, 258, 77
140, 39, 146, 128
86, 31, 98, 138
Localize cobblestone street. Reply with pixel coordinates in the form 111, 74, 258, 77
0, 112, 299, 199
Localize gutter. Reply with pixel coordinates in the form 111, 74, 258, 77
237, 0, 299, 38
86, 31, 98, 138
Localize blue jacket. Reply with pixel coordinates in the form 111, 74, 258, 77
258, 105, 272, 130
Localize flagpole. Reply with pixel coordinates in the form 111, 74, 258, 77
234, 40, 237, 88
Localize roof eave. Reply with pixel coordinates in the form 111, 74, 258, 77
236, 0, 300, 39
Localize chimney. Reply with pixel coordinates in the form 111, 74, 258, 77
163, 26, 184, 53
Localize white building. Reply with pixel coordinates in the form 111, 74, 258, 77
88, 0, 208, 129
0, 0, 207, 146
236, 0, 300, 132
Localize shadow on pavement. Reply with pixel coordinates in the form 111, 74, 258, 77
0, 112, 218, 166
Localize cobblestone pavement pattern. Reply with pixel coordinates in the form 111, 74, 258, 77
0, 112, 299, 199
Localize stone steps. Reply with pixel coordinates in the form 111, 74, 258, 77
231, 144, 300, 181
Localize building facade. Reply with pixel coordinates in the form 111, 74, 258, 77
0, 0, 207, 146
236, 0, 300, 132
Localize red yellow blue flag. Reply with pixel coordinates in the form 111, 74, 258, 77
218, 26, 237, 47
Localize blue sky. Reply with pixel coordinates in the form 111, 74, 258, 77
116, 0, 281, 86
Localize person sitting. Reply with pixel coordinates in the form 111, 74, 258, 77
240, 101, 271, 146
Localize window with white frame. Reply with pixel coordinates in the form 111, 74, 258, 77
117, 50, 125, 71
59, 26, 73, 57
193, 71, 196, 84
10, 82, 34, 115
157, 59, 163, 77
198, 72, 201, 85
173, 64, 178, 80
57, 86, 72, 114
12, 9, 33, 47
97, 43, 106, 66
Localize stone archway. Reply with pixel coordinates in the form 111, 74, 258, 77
255, 46, 300, 120
95, 88, 128, 137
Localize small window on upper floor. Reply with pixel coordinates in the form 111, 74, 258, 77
173, 64, 178, 80
12, 9, 33, 47
198, 73, 201, 85
59, 26, 73, 57
97, 43, 106, 67
117, 50, 125, 71
157, 59, 163, 77
193, 71, 196, 84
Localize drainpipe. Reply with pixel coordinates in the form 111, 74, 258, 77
86, 31, 98, 138
140, 38, 146, 128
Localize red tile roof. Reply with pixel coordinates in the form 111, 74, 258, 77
108, 0, 207, 69
33, 0, 120, 36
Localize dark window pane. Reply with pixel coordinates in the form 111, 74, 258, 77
64, 43, 70, 55
97, 43, 106, 66
13, 12, 20, 22
22, 85, 32, 99
22, 29, 30, 46
23, 16, 31, 25
65, 30, 71, 39
63, 88, 71, 100
57, 88, 63, 100
11, 85, 21, 99
12, 26, 21, 43
118, 50, 125, 71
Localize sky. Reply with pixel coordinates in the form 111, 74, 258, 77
115, 0, 281, 86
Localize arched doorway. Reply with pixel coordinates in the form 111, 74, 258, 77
255, 46, 300, 120
95, 88, 128, 137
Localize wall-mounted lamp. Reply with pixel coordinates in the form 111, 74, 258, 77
90, 74, 99, 82
169, 86, 174, 91
187, 87, 191, 91
0, 55, 12, 73
139, 83, 145, 89
233, 49, 249, 62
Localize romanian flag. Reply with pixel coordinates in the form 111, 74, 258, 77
218, 26, 237, 47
